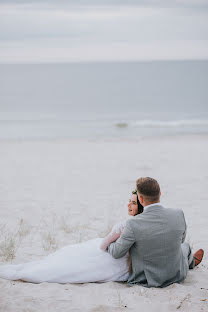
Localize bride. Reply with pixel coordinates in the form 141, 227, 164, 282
0, 191, 143, 283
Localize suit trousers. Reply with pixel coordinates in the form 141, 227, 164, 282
181, 242, 195, 269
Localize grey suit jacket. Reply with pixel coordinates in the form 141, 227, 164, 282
107, 204, 189, 288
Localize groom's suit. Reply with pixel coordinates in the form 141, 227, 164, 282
107, 204, 194, 288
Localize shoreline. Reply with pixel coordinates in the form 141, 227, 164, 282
0, 133, 208, 143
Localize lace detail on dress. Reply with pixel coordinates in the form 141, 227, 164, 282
111, 221, 126, 234
100, 221, 126, 251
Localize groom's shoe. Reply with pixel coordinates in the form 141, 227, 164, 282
194, 249, 204, 267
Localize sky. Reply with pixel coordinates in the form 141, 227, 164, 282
0, 0, 208, 63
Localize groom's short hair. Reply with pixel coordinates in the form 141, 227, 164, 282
136, 177, 160, 203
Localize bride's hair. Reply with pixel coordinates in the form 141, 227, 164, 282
128, 190, 143, 273
132, 189, 143, 214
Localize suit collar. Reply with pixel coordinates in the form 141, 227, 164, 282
143, 203, 164, 212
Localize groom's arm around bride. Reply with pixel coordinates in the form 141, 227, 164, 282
107, 177, 204, 288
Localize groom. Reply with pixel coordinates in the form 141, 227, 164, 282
107, 177, 204, 288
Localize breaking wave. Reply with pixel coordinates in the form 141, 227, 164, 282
116, 119, 208, 128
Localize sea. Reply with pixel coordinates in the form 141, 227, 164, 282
0, 60, 208, 140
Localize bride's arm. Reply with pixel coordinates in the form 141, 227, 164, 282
100, 222, 125, 251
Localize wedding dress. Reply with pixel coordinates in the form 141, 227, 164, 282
0, 221, 129, 283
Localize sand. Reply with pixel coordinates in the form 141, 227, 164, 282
0, 135, 207, 311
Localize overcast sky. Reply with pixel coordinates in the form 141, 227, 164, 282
0, 0, 208, 63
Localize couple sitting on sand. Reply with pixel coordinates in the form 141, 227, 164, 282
0, 177, 204, 287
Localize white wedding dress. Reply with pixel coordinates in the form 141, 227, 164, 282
0, 221, 129, 283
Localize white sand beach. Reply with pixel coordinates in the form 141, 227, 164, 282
0, 135, 207, 312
